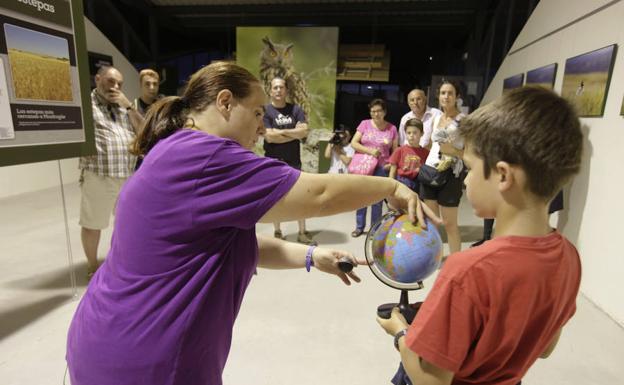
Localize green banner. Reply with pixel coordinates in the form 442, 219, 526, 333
2, 0, 72, 29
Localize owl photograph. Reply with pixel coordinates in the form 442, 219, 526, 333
259, 36, 311, 120
238, 28, 337, 127
237, 27, 338, 172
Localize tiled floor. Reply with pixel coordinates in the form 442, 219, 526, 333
1, 183, 622, 384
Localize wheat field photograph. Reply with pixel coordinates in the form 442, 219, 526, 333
526, 63, 557, 90
5, 23, 73, 102
503, 73, 524, 95
561, 45, 616, 117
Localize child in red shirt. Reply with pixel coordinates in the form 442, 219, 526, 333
388, 118, 430, 193
378, 87, 583, 385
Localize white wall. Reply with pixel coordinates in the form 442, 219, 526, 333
482, 0, 624, 325
0, 18, 139, 198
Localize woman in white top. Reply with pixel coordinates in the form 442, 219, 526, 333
420, 80, 466, 254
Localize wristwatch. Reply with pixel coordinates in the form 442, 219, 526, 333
394, 328, 408, 351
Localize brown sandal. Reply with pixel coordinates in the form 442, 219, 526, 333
351, 229, 364, 238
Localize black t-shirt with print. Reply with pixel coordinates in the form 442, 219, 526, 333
263, 103, 306, 168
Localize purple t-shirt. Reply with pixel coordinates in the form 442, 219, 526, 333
66, 129, 300, 385
356, 119, 397, 166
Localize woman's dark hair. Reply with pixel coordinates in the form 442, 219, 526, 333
436, 79, 462, 98
131, 61, 259, 156
368, 98, 386, 112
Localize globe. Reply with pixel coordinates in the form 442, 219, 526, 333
365, 212, 443, 290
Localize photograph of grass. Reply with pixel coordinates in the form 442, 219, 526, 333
503, 73, 524, 95
0, 59, 15, 140
5, 23, 73, 102
562, 45, 617, 117
526, 63, 557, 90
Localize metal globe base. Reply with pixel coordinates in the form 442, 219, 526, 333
365, 210, 441, 324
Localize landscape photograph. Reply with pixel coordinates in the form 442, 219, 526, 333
5, 23, 73, 102
561, 44, 617, 117
503, 73, 524, 94
526, 63, 557, 89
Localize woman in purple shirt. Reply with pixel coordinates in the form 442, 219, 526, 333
66, 62, 436, 385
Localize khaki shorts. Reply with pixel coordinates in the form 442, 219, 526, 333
79, 170, 127, 230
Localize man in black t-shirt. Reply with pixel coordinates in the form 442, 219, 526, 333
133, 69, 163, 170
263, 78, 316, 245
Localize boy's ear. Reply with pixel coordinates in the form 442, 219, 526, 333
495, 161, 515, 192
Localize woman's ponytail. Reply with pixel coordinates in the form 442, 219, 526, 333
130, 96, 188, 156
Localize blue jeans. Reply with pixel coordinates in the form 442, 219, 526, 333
356, 165, 388, 231
396, 175, 419, 193
391, 363, 520, 385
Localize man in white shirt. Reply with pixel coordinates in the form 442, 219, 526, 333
398, 88, 442, 149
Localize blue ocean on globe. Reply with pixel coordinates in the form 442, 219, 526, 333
371, 214, 443, 284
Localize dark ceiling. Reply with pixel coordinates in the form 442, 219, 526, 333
85, 0, 537, 92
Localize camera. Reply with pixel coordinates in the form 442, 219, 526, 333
329, 130, 347, 145
329, 125, 350, 145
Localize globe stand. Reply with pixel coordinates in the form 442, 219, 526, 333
365, 211, 443, 325
376, 282, 424, 324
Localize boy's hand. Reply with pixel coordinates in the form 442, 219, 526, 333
312, 248, 367, 286
377, 307, 409, 336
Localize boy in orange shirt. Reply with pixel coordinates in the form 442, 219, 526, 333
388, 118, 430, 193
378, 87, 583, 385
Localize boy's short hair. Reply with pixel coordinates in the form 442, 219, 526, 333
404, 118, 424, 134
459, 86, 583, 200
140, 69, 160, 83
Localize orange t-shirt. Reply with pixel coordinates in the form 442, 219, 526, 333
405, 231, 581, 385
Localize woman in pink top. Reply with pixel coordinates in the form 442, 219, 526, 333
350, 98, 398, 237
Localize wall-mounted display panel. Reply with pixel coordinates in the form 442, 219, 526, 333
561, 44, 617, 117
526, 63, 557, 90
0, 0, 94, 166
503, 73, 524, 95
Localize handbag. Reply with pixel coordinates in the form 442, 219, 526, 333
348, 153, 378, 175
417, 164, 451, 187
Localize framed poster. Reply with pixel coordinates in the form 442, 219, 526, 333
0, 0, 94, 166
561, 44, 617, 117
503, 73, 524, 95
237, 26, 338, 172
526, 63, 557, 90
